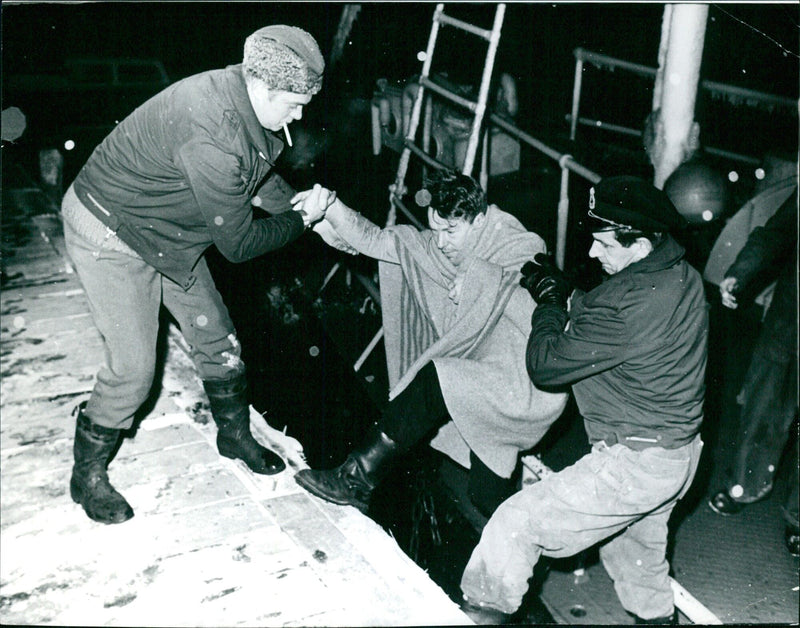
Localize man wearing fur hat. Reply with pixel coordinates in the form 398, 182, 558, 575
460, 176, 708, 625
62, 25, 333, 525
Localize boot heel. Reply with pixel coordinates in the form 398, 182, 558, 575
216, 437, 237, 461
69, 476, 82, 504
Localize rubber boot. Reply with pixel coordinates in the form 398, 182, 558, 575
204, 374, 285, 475
294, 425, 401, 513
634, 610, 678, 625
70, 402, 134, 524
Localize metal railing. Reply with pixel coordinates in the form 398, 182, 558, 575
569, 47, 797, 157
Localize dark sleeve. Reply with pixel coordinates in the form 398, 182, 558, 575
526, 292, 627, 388
176, 139, 305, 262
253, 170, 296, 214
726, 191, 798, 289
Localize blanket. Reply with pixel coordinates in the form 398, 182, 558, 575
326, 203, 568, 477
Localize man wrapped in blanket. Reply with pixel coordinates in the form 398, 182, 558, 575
293, 170, 567, 517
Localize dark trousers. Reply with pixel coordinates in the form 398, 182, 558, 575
728, 345, 798, 526
380, 362, 517, 517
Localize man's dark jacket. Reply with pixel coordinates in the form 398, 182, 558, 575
73, 64, 304, 290
527, 235, 709, 449
725, 189, 798, 363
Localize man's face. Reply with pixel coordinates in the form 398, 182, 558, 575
427, 208, 485, 267
589, 230, 643, 275
248, 81, 312, 132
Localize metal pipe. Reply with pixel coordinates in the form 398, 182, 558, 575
570, 57, 584, 141
354, 327, 385, 372
420, 77, 478, 113
404, 138, 451, 171
670, 578, 723, 625
575, 46, 797, 110
390, 193, 426, 230
437, 11, 494, 40
556, 160, 571, 270
565, 115, 762, 165
489, 113, 601, 183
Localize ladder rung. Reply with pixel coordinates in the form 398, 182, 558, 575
436, 11, 493, 40
404, 138, 452, 170
419, 76, 477, 113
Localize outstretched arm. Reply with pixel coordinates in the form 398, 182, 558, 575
292, 188, 399, 263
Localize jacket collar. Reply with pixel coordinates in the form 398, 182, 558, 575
617, 234, 686, 277
223, 64, 283, 163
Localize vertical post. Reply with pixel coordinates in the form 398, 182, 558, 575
423, 96, 434, 182
652, 4, 673, 110
371, 98, 383, 156
569, 52, 584, 141
480, 127, 489, 192
556, 157, 571, 270
652, 3, 709, 188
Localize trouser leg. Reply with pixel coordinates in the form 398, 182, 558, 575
600, 505, 676, 620
728, 350, 797, 502
163, 258, 285, 474
780, 421, 799, 528
460, 438, 702, 615
162, 256, 244, 381
468, 450, 519, 518
379, 361, 449, 447
384, 364, 519, 516
63, 198, 161, 430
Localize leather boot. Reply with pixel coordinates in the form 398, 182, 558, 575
204, 374, 285, 475
70, 402, 134, 524
460, 600, 513, 625
294, 426, 401, 513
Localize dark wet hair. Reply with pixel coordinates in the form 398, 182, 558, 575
425, 169, 487, 223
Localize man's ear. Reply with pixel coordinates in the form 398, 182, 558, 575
635, 237, 654, 258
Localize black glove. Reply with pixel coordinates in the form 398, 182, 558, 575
520, 253, 571, 309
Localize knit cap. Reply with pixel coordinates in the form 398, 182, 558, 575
243, 25, 324, 95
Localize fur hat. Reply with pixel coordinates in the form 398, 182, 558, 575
588, 176, 686, 233
243, 25, 324, 95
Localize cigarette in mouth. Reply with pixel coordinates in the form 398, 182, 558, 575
283, 123, 293, 147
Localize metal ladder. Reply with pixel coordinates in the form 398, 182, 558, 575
386, 2, 506, 227
321, 3, 506, 375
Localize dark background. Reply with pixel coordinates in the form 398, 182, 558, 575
3, 2, 798, 136
3, 3, 797, 94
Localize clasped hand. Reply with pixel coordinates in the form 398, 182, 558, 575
290, 184, 337, 227
520, 253, 571, 309
291, 185, 358, 255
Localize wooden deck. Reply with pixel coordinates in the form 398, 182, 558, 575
0, 188, 471, 626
